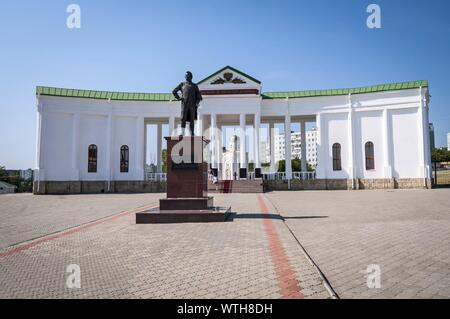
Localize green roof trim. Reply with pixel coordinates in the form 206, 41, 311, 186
36, 80, 428, 102
36, 86, 175, 101
196, 65, 262, 85
261, 80, 428, 99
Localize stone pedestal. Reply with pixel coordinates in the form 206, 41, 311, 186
136, 136, 231, 224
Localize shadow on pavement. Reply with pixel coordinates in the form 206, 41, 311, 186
228, 213, 328, 221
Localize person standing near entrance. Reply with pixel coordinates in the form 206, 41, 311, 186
172, 71, 202, 136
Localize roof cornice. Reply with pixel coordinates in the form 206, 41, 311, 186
36, 80, 428, 102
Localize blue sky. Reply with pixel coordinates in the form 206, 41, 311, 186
1, 0, 449, 168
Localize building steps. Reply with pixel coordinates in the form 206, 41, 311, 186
208, 180, 264, 193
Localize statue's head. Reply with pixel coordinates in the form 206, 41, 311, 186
185, 71, 193, 82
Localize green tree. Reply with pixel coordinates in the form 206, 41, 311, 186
277, 158, 314, 172
162, 149, 168, 173
432, 148, 450, 163
261, 162, 270, 168
18, 180, 33, 193
0, 167, 34, 193
0, 166, 6, 179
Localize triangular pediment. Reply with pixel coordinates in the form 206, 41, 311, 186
197, 66, 261, 95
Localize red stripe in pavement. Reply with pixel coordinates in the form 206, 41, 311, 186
258, 194, 304, 299
0, 204, 157, 258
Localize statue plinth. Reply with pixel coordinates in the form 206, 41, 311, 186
165, 136, 208, 199
136, 136, 231, 224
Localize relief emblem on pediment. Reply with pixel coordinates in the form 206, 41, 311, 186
211, 72, 247, 85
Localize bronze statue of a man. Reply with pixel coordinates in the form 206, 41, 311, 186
172, 71, 202, 136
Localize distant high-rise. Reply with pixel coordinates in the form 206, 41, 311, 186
447, 132, 450, 151
259, 140, 270, 164
274, 129, 318, 167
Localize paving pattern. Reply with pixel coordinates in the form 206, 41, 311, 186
2, 189, 449, 299
0, 193, 162, 249
265, 189, 450, 299
0, 193, 329, 299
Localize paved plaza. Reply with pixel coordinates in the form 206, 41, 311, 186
0, 193, 329, 299
266, 189, 450, 298
0, 189, 449, 299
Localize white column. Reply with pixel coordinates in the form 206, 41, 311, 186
254, 113, 261, 168
106, 113, 113, 190
135, 116, 145, 179
300, 120, 307, 172
416, 97, 425, 179
196, 114, 204, 137
269, 122, 275, 172
144, 122, 147, 175
35, 107, 42, 170
239, 113, 247, 169
210, 113, 217, 169
168, 116, 175, 136
156, 123, 162, 173
315, 113, 326, 179
382, 108, 392, 178
347, 94, 356, 188
418, 88, 431, 185
217, 125, 223, 176
423, 95, 432, 179
71, 113, 80, 180
417, 88, 428, 181
35, 102, 44, 185
285, 114, 292, 180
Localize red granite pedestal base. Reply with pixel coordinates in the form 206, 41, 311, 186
136, 206, 231, 224
159, 197, 214, 210
136, 136, 231, 224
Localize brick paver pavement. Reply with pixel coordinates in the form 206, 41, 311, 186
265, 189, 450, 299
0, 193, 330, 299
0, 193, 162, 249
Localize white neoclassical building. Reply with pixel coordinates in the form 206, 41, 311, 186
34, 66, 432, 194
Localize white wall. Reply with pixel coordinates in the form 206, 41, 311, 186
112, 116, 139, 180
322, 113, 350, 179
354, 111, 384, 179
390, 108, 421, 178
314, 88, 428, 180
317, 107, 426, 180
79, 114, 108, 181
40, 112, 73, 181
